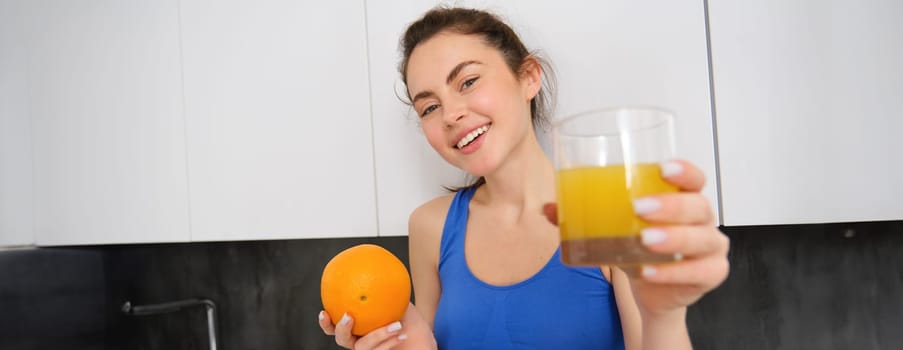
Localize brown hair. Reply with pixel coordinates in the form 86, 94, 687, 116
398, 6, 556, 192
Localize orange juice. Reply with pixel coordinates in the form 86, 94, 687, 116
556, 163, 678, 266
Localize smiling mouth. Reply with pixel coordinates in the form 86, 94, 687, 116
455, 125, 490, 149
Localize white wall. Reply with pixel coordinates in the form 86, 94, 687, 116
179, 0, 377, 241
27, 0, 192, 245
5, 0, 900, 246
0, 0, 34, 247
710, 0, 903, 225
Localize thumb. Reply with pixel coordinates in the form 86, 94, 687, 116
542, 203, 558, 226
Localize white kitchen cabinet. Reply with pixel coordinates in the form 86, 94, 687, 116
367, 0, 719, 236
26, 0, 191, 245
709, 0, 903, 225
0, 0, 35, 247
179, 0, 377, 241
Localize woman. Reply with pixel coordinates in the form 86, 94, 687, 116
320, 7, 729, 349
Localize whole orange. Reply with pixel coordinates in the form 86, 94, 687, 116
320, 244, 411, 336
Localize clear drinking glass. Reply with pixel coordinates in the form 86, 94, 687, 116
553, 107, 681, 268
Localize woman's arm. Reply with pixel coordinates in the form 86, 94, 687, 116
407, 198, 448, 327
612, 160, 728, 350
547, 160, 728, 350
612, 268, 692, 350
382, 196, 455, 350
612, 267, 643, 350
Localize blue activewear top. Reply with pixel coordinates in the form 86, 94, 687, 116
433, 186, 625, 349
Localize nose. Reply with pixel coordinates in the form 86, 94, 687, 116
441, 98, 466, 126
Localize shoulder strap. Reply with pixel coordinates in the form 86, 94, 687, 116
438, 187, 476, 269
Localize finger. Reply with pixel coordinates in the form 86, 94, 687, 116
641, 255, 730, 288
334, 313, 358, 349
633, 193, 714, 225
319, 310, 336, 335
374, 333, 408, 350
542, 203, 558, 226
354, 321, 407, 350
640, 226, 729, 257
660, 159, 706, 192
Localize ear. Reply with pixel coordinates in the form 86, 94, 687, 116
519, 56, 543, 100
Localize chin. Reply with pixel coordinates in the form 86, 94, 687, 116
460, 158, 498, 178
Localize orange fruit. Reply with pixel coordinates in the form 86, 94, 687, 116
320, 244, 411, 336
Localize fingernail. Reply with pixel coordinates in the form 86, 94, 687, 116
660, 160, 684, 178
641, 228, 667, 245
398, 334, 408, 341
633, 198, 661, 215
387, 321, 402, 333
318, 311, 325, 321
642, 266, 657, 277
339, 313, 351, 326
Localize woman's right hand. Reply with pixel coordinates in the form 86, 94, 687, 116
318, 303, 437, 350
318, 310, 406, 350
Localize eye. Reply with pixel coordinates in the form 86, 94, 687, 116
420, 104, 439, 117
461, 77, 478, 90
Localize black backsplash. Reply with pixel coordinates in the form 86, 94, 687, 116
102, 237, 408, 350
2, 221, 902, 350
0, 248, 106, 350
688, 221, 903, 349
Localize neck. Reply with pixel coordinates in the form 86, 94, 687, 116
477, 130, 556, 216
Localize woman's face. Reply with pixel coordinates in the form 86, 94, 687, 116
405, 32, 541, 176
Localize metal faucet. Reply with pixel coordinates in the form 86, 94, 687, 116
122, 298, 219, 350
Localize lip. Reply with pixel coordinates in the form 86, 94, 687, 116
452, 123, 491, 148
458, 129, 487, 155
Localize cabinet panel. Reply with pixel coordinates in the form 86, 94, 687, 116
180, 0, 377, 240
0, 0, 34, 247
368, 0, 718, 236
710, 0, 903, 225
27, 0, 190, 245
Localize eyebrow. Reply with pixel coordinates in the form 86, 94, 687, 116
411, 60, 482, 104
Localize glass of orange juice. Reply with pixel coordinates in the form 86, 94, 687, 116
553, 107, 680, 268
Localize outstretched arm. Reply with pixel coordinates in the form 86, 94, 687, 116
545, 159, 729, 350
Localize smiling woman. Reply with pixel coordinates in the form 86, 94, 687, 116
319, 6, 729, 350
403, 36, 548, 190
399, 10, 556, 193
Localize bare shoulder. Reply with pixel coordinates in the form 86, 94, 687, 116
408, 194, 455, 238
408, 194, 455, 275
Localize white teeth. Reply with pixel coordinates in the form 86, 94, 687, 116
456, 125, 489, 149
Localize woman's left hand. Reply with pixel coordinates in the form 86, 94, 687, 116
543, 159, 730, 316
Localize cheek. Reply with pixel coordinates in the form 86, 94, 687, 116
469, 90, 497, 114
469, 83, 524, 122
421, 121, 447, 151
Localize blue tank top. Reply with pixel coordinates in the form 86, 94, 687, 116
433, 187, 625, 349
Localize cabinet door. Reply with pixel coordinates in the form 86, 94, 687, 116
368, 0, 719, 236
709, 0, 903, 225
180, 0, 377, 241
27, 0, 190, 245
0, 0, 34, 247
